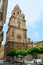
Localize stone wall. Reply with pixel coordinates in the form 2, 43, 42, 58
0, 46, 4, 59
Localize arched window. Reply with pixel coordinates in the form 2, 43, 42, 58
23, 16, 24, 19
13, 13, 15, 15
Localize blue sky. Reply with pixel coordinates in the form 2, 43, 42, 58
2, 0, 43, 45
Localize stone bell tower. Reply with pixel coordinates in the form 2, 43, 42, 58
5, 5, 28, 54
0, 0, 8, 45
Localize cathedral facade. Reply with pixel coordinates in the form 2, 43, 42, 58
5, 5, 29, 54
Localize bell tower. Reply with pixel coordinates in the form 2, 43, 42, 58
8, 5, 27, 42
6, 5, 28, 53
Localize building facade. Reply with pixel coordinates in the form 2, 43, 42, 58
0, 0, 8, 45
5, 5, 29, 54
0, 0, 8, 59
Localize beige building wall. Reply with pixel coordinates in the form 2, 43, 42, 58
33, 41, 43, 47
0, 46, 4, 59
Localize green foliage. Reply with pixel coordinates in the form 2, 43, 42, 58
16, 49, 27, 57
7, 49, 27, 58
39, 46, 43, 54
27, 46, 41, 55
7, 50, 16, 57
27, 46, 41, 59
7, 46, 43, 59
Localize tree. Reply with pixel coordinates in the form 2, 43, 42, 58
27, 46, 40, 59
27, 47, 41, 65
7, 50, 16, 62
7, 49, 27, 63
16, 49, 27, 63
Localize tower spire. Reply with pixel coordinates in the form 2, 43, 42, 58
12, 4, 22, 15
